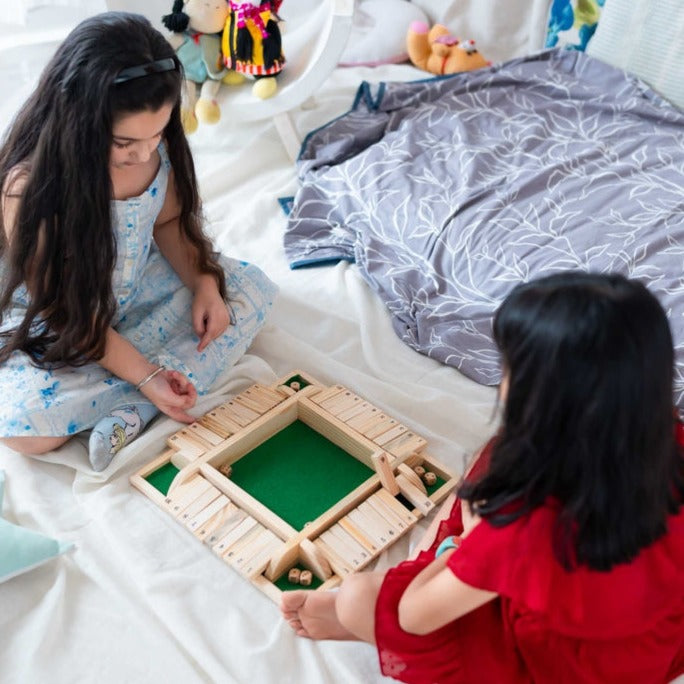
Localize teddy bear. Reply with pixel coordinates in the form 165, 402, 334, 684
162, 0, 245, 133
222, 1, 285, 100
406, 21, 490, 76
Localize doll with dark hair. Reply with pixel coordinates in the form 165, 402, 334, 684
162, 0, 243, 132
282, 272, 684, 683
222, 1, 285, 100
0, 12, 276, 471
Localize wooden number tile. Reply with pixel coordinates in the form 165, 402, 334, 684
212, 516, 259, 556
383, 432, 428, 458
186, 494, 230, 532
167, 432, 206, 459
346, 406, 381, 431
226, 527, 276, 568
216, 400, 259, 427
166, 476, 213, 517
299, 538, 332, 580
338, 516, 379, 554
206, 407, 244, 434
373, 488, 419, 527
347, 505, 393, 548
371, 451, 400, 496
309, 384, 346, 406
194, 501, 239, 541
204, 508, 247, 547
373, 424, 408, 447
163, 473, 202, 508
364, 417, 399, 441
247, 384, 285, 407
322, 392, 362, 417
187, 422, 225, 447
313, 538, 354, 576
397, 463, 427, 494
233, 391, 272, 415
358, 500, 401, 542
395, 474, 435, 516
324, 525, 369, 566
198, 415, 233, 440
178, 485, 222, 523
368, 489, 418, 530
243, 536, 283, 579
221, 523, 265, 561
336, 401, 372, 423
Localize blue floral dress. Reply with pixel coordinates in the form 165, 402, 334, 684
0, 144, 277, 437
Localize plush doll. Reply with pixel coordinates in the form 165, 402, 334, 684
162, 0, 244, 133
407, 21, 490, 76
222, 1, 285, 100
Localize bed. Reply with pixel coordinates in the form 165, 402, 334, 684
1, 1, 682, 683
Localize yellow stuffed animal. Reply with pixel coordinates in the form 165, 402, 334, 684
407, 21, 490, 76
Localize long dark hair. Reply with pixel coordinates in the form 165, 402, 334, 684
459, 272, 684, 571
0, 11, 225, 367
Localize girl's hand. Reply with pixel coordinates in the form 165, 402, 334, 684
140, 368, 197, 423
192, 275, 231, 352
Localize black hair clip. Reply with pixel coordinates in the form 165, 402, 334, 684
113, 57, 177, 85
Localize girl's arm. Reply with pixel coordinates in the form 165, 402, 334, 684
99, 327, 197, 423
397, 550, 497, 635
153, 168, 230, 352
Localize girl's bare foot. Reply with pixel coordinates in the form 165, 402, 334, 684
281, 590, 358, 641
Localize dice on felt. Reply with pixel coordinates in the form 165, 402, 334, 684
423, 471, 437, 486
288, 568, 301, 584
413, 465, 426, 478
299, 570, 313, 586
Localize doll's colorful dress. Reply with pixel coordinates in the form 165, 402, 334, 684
0, 144, 277, 436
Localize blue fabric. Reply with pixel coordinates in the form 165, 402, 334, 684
545, 0, 605, 51
0, 144, 277, 436
0, 470, 72, 583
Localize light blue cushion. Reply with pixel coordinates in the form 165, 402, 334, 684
545, 0, 605, 51
586, 0, 684, 110
0, 471, 72, 583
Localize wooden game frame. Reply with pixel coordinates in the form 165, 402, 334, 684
130, 371, 458, 603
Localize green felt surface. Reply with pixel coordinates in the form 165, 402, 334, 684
145, 462, 179, 496
229, 420, 374, 530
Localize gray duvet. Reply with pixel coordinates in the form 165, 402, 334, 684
284, 50, 684, 405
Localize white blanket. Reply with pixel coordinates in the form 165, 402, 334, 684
0, 6, 528, 682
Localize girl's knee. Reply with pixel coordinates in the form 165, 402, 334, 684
336, 572, 383, 641
0, 435, 70, 455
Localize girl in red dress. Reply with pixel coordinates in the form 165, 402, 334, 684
282, 271, 684, 683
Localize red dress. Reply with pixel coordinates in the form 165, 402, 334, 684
374, 452, 684, 683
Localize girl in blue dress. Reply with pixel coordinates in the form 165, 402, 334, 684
0, 12, 276, 470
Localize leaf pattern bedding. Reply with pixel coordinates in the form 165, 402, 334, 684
284, 50, 684, 404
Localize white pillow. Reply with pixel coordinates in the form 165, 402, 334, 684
339, 0, 429, 66
587, 0, 684, 110
0, 470, 73, 583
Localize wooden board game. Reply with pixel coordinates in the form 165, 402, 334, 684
130, 371, 459, 603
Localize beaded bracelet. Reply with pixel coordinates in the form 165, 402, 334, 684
135, 365, 166, 391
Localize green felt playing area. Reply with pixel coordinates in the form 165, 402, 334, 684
229, 420, 374, 531
145, 461, 179, 497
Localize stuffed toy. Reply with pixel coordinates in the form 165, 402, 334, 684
407, 21, 490, 76
222, 1, 285, 100
162, 0, 244, 133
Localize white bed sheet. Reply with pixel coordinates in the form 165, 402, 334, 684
0, 19, 503, 684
